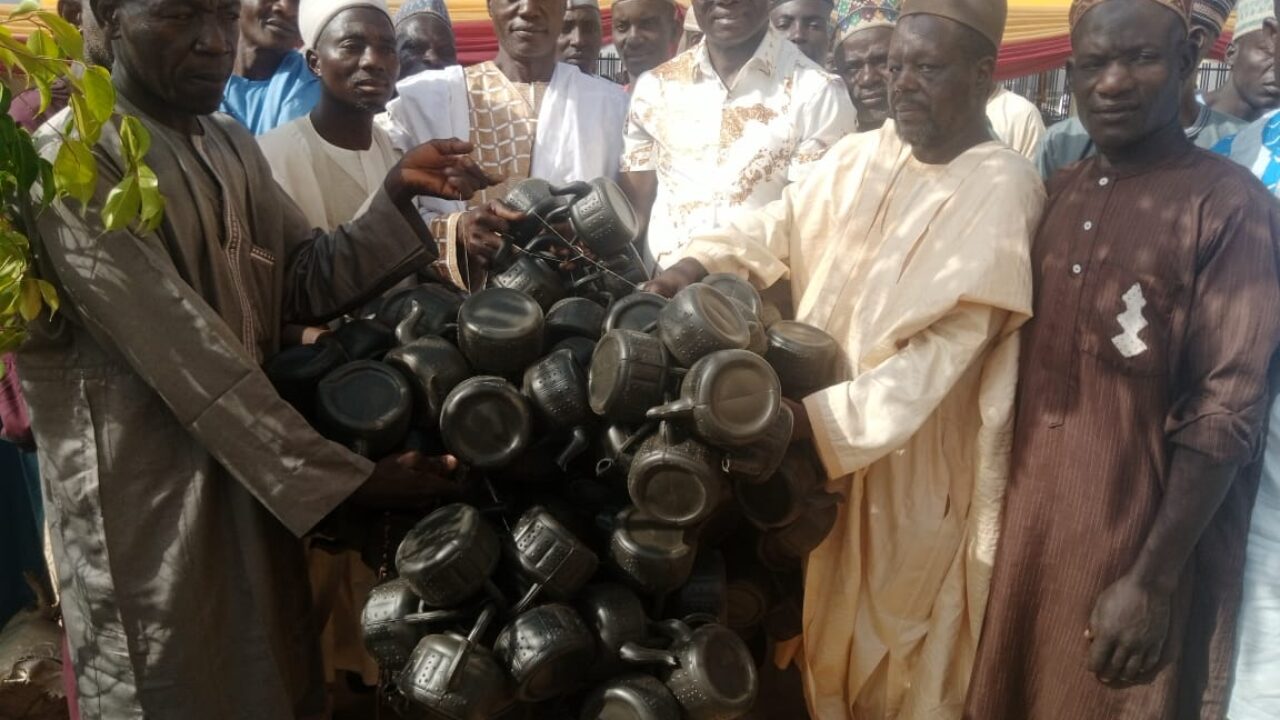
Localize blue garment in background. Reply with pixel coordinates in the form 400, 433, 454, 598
1213, 109, 1280, 197
1, 441, 43, 627
219, 52, 321, 136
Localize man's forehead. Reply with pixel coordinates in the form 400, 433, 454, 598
323, 6, 394, 37
128, 0, 239, 13
613, 0, 676, 15
772, 0, 835, 14
1071, 1, 1183, 50
890, 13, 963, 49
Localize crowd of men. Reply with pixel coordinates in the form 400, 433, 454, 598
3, 0, 1280, 718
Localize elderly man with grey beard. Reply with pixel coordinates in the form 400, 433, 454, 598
643, 2, 1043, 716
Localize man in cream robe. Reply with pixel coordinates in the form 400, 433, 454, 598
258, 0, 405, 690
646, 1, 1043, 716
986, 85, 1046, 159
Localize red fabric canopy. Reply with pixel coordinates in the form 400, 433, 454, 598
996, 30, 1233, 80
457, 11, 1232, 78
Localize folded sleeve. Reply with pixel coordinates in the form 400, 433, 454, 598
787, 74, 858, 181
34, 184, 376, 537
621, 73, 660, 173
277, 181, 436, 325
1165, 190, 1280, 465
804, 303, 1008, 480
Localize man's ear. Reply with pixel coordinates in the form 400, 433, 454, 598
306, 47, 320, 77
1224, 40, 1238, 67
91, 0, 121, 42
1187, 26, 1210, 62
975, 55, 996, 100
1176, 33, 1197, 85
56, 0, 84, 27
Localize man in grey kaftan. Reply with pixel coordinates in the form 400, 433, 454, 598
16, 0, 491, 713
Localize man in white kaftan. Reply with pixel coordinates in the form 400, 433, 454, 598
645, 1, 1043, 716
380, 0, 629, 289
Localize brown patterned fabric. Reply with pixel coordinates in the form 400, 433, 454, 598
464, 61, 546, 210
1070, 0, 1193, 29
965, 146, 1280, 720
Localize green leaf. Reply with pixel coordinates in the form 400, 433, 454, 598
136, 165, 164, 231
35, 278, 57, 314
0, 84, 10, 116
80, 65, 114, 124
31, 75, 51, 116
120, 116, 151, 160
18, 278, 41, 322
10, 0, 40, 17
0, 326, 26, 355
37, 11, 84, 61
14, 129, 40, 190
69, 94, 104, 145
102, 175, 139, 231
25, 29, 58, 63
38, 159, 55, 209
53, 139, 96, 206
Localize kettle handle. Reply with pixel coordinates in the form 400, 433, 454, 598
619, 641, 680, 669
402, 608, 470, 627
444, 603, 499, 691
395, 300, 424, 345
646, 397, 696, 423
651, 618, 694, 645
549, 181, 592, 200
512, 582, 545, 616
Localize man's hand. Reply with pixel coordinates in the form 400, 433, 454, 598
460, 200, 527, 271
639, 257, 709, 298
386, 139, 501, 204
353, 451, 460, 510
1085, 573, 1172, 686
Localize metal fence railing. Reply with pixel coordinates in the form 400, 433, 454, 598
1001, 60, 1234, 126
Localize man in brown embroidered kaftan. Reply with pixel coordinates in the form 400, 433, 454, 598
965, 1, 1280, 718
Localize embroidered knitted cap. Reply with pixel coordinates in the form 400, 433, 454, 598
834, 0, 901, 45
1191, 0, 1236, 33
300, 0, 392, 50
393, 0, 452, 28
900, 0, 1007, 46
1236, 0, 1276, 36
1070, 0, 1192, 30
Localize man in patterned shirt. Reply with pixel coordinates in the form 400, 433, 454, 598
383, 0, 629, 289
619, 0, 856, 270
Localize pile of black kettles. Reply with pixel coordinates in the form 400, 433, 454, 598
263, 177, 846, 719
